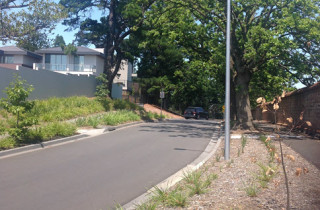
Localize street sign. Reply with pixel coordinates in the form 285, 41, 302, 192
160, 91, 165, 99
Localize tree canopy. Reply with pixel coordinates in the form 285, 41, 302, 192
60, 0, 157, 96
3, 0, 318, 128
0, 0, 65, 51
138, 0, 320, 128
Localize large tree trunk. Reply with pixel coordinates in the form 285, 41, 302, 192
234, 69, 254, 130
104, 0, 115, 97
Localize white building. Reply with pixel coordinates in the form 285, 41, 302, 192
34, 47, 133, 90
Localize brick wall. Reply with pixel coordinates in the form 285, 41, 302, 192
253, 82, 320, 134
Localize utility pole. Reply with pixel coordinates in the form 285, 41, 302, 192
160, 90, 164, 120
225, 0, 231, 160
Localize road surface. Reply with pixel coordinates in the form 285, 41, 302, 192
0, 119, 220, 210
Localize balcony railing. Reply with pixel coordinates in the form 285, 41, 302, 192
34, 63, 96, 73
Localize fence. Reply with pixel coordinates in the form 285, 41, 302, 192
252, 82, 320, 135
0, 67, 97, 100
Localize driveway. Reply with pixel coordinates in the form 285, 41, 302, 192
0, 119, 220, 210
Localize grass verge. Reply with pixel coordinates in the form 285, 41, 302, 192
0, 96, 165, 151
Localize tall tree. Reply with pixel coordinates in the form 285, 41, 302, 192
60, 0, 157, 96
155, 0, 320, 129
16, 31, 51, 51
135, 4, 225, 112
0, 0, 65, 45
53, 35, 66, 47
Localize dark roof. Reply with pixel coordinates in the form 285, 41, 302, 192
0, 46, 42, 60
35, 46, 104, 58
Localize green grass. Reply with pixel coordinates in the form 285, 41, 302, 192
241, 135, 247, 153
145, 170, 218, 208
244, 182, 259, 197
151, 186, 187, 208
0, 137, 17, 150
184, 170, 217, 196
0, 96, 164, 151
75, 110, 141, 128
135, 202, 158, 210
256, 162, 277, 183
166, 190, 187, 207
24, 122, 77, 143
29, 96, 106, 122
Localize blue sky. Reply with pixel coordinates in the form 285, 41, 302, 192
53, 23, 77, 45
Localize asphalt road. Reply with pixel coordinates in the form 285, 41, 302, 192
0, 119, 220, 210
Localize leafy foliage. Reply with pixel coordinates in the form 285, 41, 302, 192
95, 74, 110, 99
134, 0, 320, 127
0, 0, 65, 47
0, 74, 36, 140
61, 0, 157, 96
53, 35, 66, 48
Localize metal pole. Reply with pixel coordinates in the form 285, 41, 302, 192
161, 98, 163, 120
225, 0, 231, 160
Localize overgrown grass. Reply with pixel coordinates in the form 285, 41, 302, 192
0, 96, 148, 150
0, 137, 17, 150
75, 110, 141, 127
29, 96, 106, 122
25, 122, 77, 143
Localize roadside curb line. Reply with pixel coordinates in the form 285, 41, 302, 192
0, 121, 144, 159
123, 125, 223, 210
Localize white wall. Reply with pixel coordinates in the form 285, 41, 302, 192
0, 67, 97, 100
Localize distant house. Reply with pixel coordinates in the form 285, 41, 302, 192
34, 46, 105, 76
34, 46, 134, 90
0, 46, 42, 70
0, 45, 133, 92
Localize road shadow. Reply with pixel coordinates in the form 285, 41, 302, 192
139, 119, 220, 139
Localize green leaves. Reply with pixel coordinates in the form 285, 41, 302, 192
0, 74, 37, 140
1, 0, 66, 48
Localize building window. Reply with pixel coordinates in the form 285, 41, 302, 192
74, 55, 84, 71
0, 55, 14, 64
45, 54, 67, 71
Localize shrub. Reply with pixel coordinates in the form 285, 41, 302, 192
0, 137, 17, 150
0, 74, 37, 140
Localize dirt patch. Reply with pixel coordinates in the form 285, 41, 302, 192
143, 104, 183, 119
155, 124, 320, 209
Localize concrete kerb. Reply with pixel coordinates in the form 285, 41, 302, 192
123, 125, 223, 210
0, 121, 144, 159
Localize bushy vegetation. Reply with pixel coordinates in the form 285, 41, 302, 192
25, 122, 77, 143
138, 169, 217, 209
29, 96, 106, 122
76, 110, 141, 127
0, 95, 164, 151
0, 74, 36, 140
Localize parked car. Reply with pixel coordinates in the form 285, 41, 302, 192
184, 107, 209, 120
